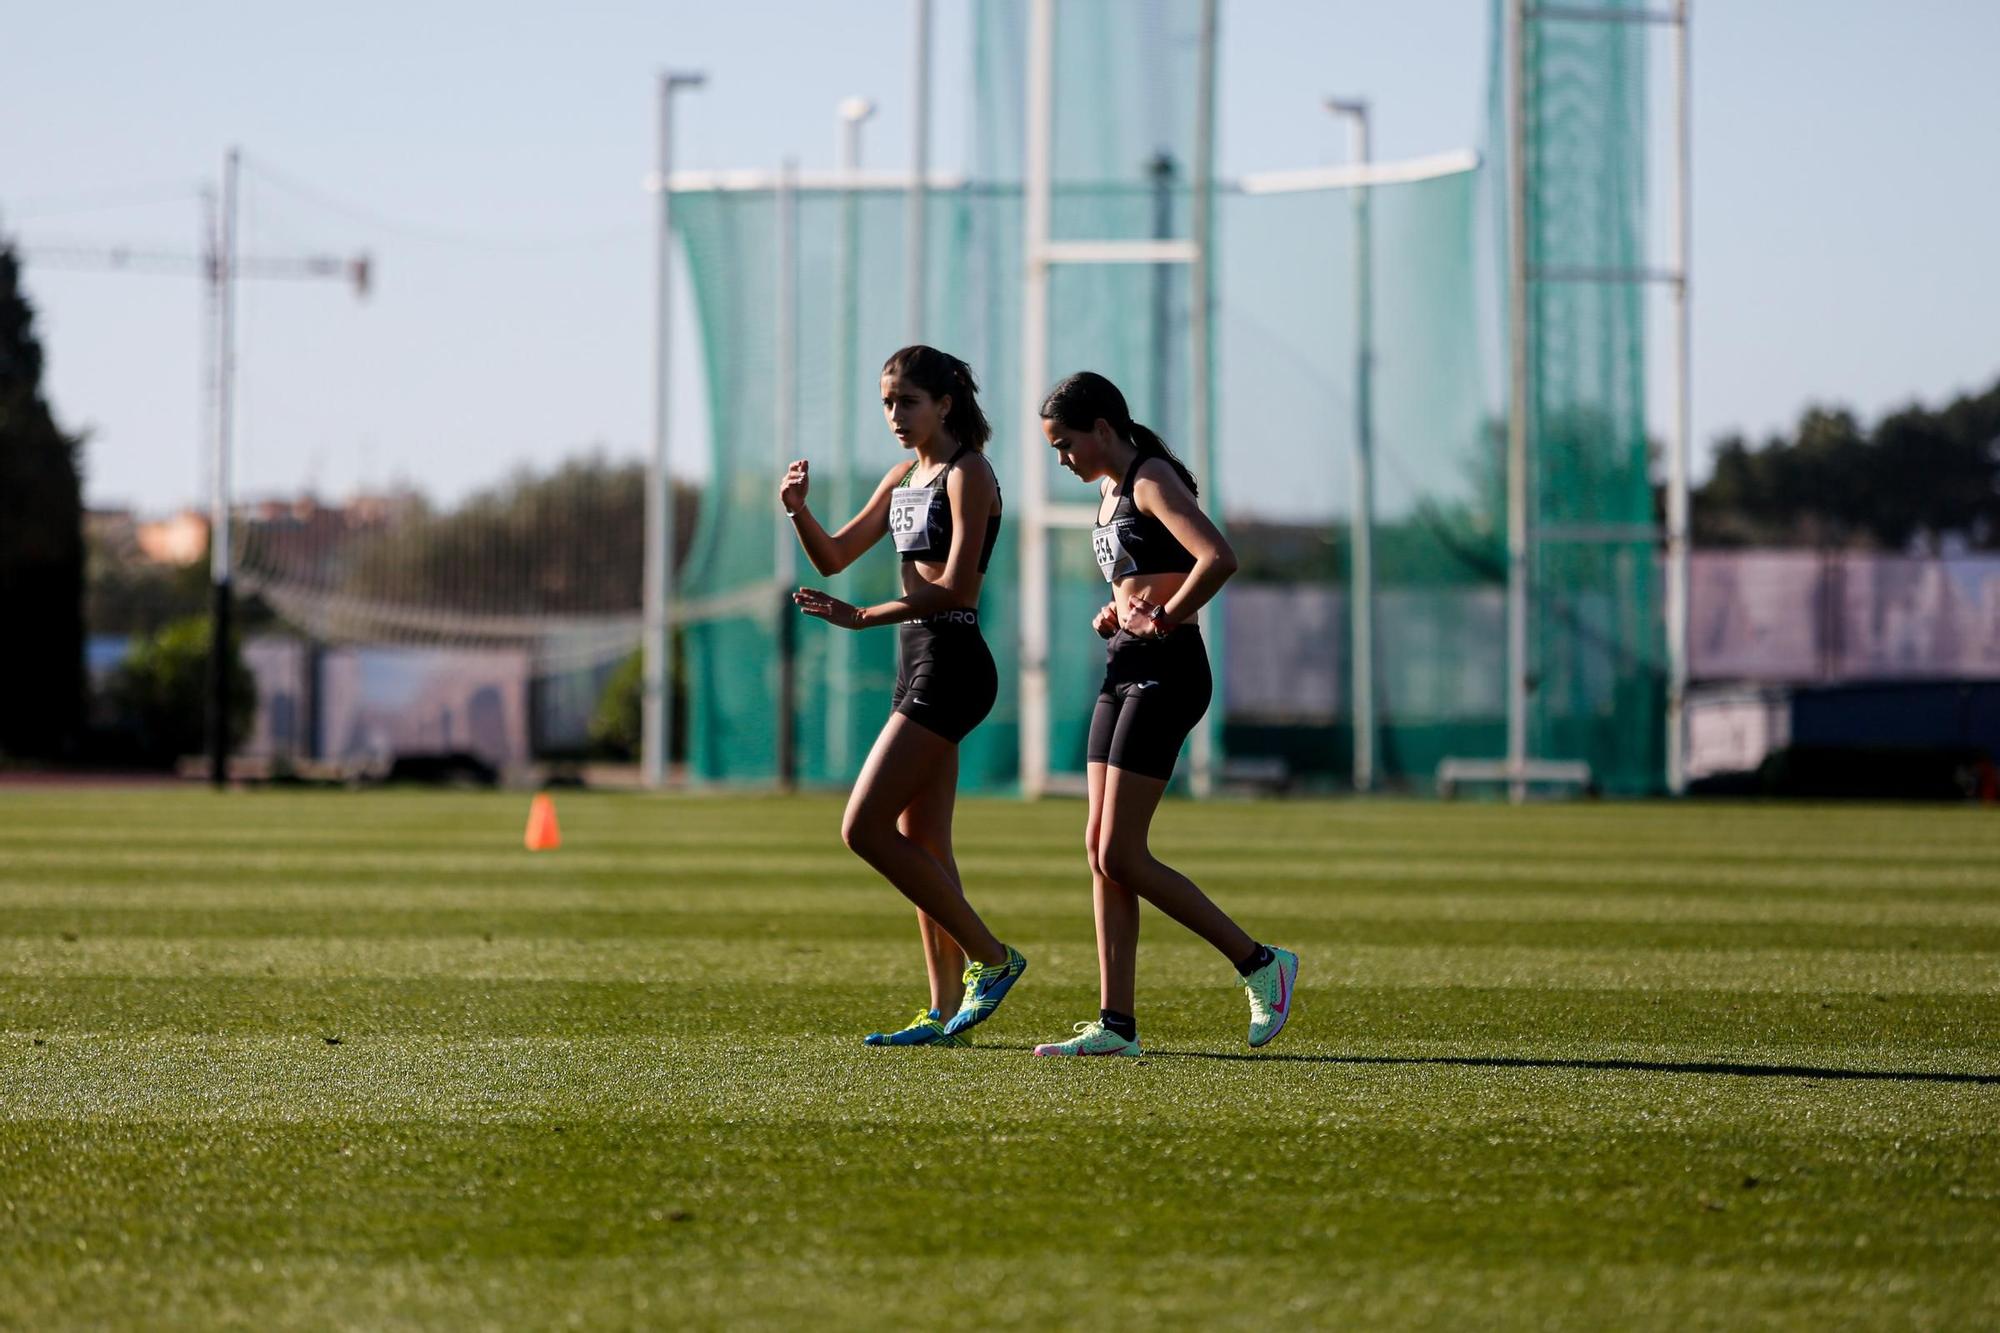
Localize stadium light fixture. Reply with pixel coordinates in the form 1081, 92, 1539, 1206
838, 97, 877, 172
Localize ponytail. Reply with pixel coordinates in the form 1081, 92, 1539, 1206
1039, 371, 1198, 497
1124, 420, 1199, 498
881, 345, 991, 450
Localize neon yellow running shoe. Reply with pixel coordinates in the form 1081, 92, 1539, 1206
941, 945, 1028, 1036
1033, 1021, 1142, 1058
863, 1009, 970, 1048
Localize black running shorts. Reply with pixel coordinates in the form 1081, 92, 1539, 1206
892, 610, 997, 744
1085, 627, 1211, 781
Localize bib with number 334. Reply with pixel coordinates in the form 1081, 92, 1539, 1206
1092, 522, 1137, 582
889, 486, 946, 555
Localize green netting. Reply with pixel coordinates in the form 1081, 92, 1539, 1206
672, 0, 1662, 794
677, 185, 1021, 789
1215, 168, 1498, 786
1519, 1, 1663, 793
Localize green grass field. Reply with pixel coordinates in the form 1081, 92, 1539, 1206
2, 789, 1996, 1330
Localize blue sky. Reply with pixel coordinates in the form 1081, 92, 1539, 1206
5, 0, 1997, 515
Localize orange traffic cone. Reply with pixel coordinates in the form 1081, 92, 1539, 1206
524, 792, 562, 851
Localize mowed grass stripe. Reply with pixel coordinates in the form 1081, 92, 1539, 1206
7, 845, 1997, 896
6, 933, 1999, 992
6, 1035, 1996, 1127
8, 978, 2000, 1056
4, 815, 1996, 871
6, 881, 2000, 928
5, 906, 1998, 955
3, 1117, 1994, 1330
7, 790, 2000, 856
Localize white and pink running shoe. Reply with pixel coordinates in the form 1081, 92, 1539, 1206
1033, 1021, 1142, 1057
1242, 946, 1299, 1048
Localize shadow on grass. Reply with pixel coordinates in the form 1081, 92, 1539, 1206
1136, 1050, 2000, 1085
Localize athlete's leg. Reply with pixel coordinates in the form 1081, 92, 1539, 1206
1086, 759, 1139, 1016
1095, 765, 1256, 964
898, 745, 968, 1014
843, 713, 1007, 966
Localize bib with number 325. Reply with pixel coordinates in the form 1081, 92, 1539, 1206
890, 486, 946, 555
1092, 522, 1136, 582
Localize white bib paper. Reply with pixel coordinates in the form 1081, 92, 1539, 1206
1092, 522, 1137, 582
890, 486, 945, 554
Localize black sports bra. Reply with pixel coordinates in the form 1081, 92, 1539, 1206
891, 444, 1002, 573
1091, 456, 1196, 583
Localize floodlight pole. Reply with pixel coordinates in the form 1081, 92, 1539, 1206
1019, 0, 1055, 797
206, 148, 239, 789
776, 159, 801, 791
1505, 0, 1532, 803
1186, 0, 1219, 798
905, 0, 932, 341
828, 96, 875, 778
644, 69, 706, 792
1326, 97, 1376, 794
1665, 0, 1692, 794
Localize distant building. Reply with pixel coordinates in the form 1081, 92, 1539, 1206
135, 510, 209, 566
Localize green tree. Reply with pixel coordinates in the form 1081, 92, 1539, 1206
85, 528, 211, 636
106, 616, 256, 768
0, 243, 86, 758
1694, 380, 2000, 550
336, 458, 699, 616
588, 650, 642, 760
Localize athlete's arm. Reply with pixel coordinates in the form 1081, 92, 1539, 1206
783, 460, 902, 576
855, 456, 996, 625
1127, 464, 1236, 634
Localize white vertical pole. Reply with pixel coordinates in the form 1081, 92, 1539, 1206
905, 0, 932, 342
776, 160, 800, 789
1352, 108, 1376, 793
1328, 99, 1376, 793
1505, 0, 1531, 804
830, 100, 872, 777
201, 183, 220, 564
642, 78, 675, 790
644, 71, 705, 791
1187, 0, 1218, 798
1019, 0, 1055, 798
777, 161, 799, 604
206, 148, 239, 789
1665, 0, 1692, 794
209, 152, 236, 593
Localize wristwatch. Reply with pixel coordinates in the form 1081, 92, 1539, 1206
1148, 604, 1172, 636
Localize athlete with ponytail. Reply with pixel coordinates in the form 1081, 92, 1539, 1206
1031, 370, 1298, 1058
780, 345, 1028, 1047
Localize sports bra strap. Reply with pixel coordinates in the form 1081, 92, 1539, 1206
1120, 453, 1147, 495
905, 442, 977, 489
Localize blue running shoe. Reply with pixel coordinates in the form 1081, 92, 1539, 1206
863, 1009, 969, 1048
941, 945, 1028, 1036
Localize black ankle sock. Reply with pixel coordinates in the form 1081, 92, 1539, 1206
1099, 1009, 1138, 1043
1233, 943, 1274, 978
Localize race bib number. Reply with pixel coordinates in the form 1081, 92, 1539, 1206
890, 486, 944, 554
1092, 522, 1136, 582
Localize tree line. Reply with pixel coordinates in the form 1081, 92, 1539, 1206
1692, 378, 2000, 552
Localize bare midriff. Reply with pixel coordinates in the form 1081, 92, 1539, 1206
1113, 569, 1197, 630
902, 559, 981, 611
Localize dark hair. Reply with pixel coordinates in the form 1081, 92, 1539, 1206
881, 345, 991, 451
1039, 371, 1197, 496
